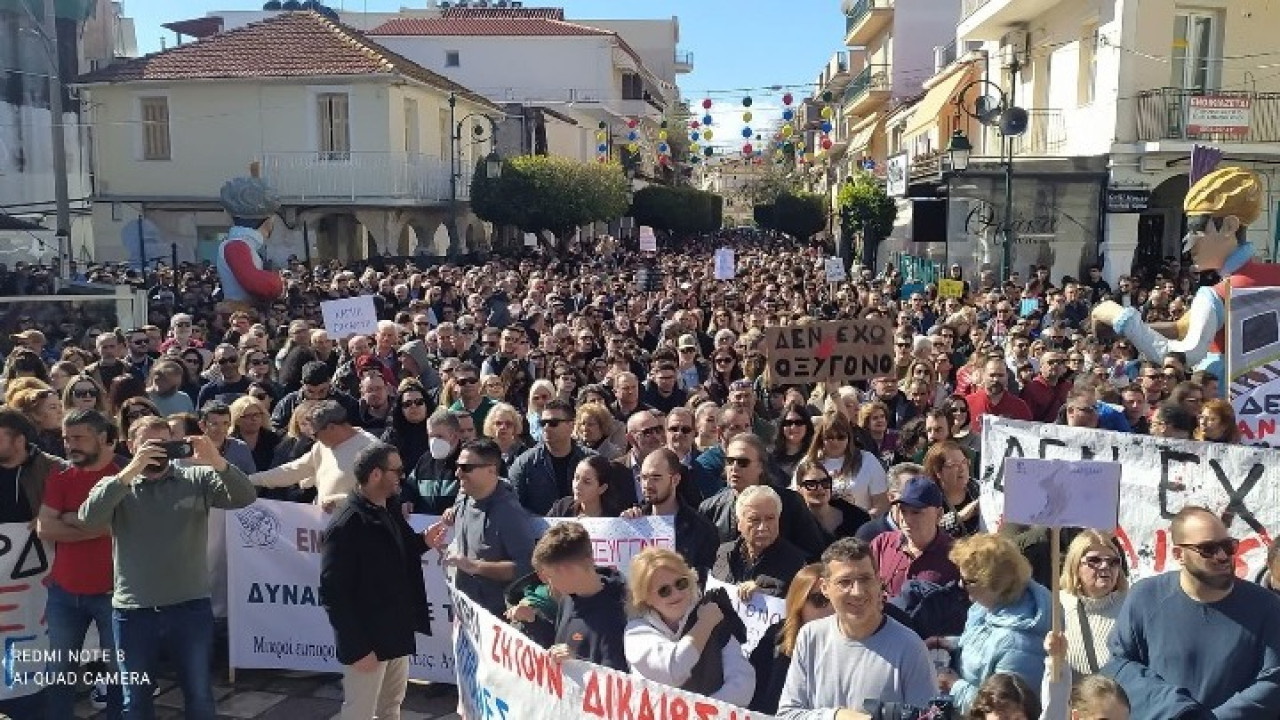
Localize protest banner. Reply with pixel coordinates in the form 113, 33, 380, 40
1003, 458, 1121, 530
226, 502, 676, 683
1019, 298, 1039, 317
0, 524, 53, 700
823, 257, 845, 284
898, 282, 925, 301
320, 296, 378, 339
226, 500, 456, 682
705, 577, 785, 654
980, 417, 1280, 580
938, 279, 964, 299
762, 319, 894, 386
1227, 285, 1280, 446
450, 582, 770, 720
639, 226, 658, 252
714, 248, 736, 281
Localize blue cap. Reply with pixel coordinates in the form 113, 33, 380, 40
894, 476, 946, 509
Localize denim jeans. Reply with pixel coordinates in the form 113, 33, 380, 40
113, 598, 216, 720
46, 582, 124, 720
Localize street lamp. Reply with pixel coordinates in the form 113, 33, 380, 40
448, 92, 503, 259
946, 130, 972, 173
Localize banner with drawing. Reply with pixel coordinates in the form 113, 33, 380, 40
1227, 285, 1280, 446
980, 417, 1280, 580
450, 581, 771, 720
0, 524, 54, 700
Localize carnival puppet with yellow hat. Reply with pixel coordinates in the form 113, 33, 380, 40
1093, 166, 1267, 385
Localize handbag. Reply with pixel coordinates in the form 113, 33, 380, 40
1075, 600, 1101, 674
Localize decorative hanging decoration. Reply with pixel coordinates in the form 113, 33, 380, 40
782, 92, 794, 106
741, 127, 753, 139
742, 111, 752, 123
782, 108, 794, 122
703, 129, 714, 141
702, 114, 714, 126
742, 143, 753, 155
702, 98, 713, 110
627, 118, 638, 129
742, 96, 753, 107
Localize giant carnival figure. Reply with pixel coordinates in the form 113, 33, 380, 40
1093, 167, 1269, 387
217, 162, 285, 312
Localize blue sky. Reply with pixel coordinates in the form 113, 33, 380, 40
127, 0, 847, 139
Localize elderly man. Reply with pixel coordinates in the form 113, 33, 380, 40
607, 410, 666, 509
869, 477, 960, 597
403, 409, 463, 514
709, 485, 808, 600
251, 400, 379, 511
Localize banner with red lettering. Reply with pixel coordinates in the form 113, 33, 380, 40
450, 581, 769, 720
0, 524, 53, 700
979, 417, 1280, 579
1227, 285, 1280, 446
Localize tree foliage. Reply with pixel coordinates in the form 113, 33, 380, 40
470, 155, 630, 246
753, 191, 827, 242
837, 173, 898, 268
630, 185, 723, 235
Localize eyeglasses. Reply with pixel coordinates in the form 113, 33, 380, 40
456, 462, 495, 474
381, 464, 406, 477
1081, 555, 1121, 569
1177, 538, 1239, 559
725, 456, 753, 468
678, 347, 696, 353
218, 357, 239, 365
174, 321, 191, 328
714, 357, 734, 365
806, 593, 830, 609
654, 576, 691, 599
959, 576, 979, 588
455, 377, 478, 385
637, 425, 663, 437
402, 398, 427, 408
541, 417, 569, 428
72, 388, 99, 399
799, 478, 833, 491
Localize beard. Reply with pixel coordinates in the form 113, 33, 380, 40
68, 449, 102, 468
1186, 561, 1234, 590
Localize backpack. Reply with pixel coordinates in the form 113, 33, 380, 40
889, 579, 971, 640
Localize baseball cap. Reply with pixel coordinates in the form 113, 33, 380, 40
893, 477, 945, 509
10, 329, 45, 344
677, 334, 697, 349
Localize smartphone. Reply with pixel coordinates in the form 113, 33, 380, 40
159, 440, 194, 460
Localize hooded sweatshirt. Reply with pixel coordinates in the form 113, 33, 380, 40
951, 581, 1053, 714
554, 566, 630, 671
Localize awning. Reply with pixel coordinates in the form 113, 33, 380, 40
903, 66, 974, 141
848, 114, 883, 154
0, 214, 46, 232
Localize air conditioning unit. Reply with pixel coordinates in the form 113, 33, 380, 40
999, 29, 1028, 69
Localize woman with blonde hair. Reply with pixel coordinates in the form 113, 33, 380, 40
1056, 531, 1128, 678
623, 548, 755, 705
4, 375, 49, 408
61, 374, 108, 414
747, 564, 832, 713
230, 395, 280, 472
801, 412, 888, 516
1196, 398, 1240, 443
574, 402, 624, 460
484, 401, 529, 468
11, 386, 64, 456
526, 379, 556, 442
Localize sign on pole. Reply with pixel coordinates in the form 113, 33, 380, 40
824, 257, 846, 283
714, 248, 736, 280
1002, 458, 1121, 530
762, 319, 894, 386
639, 226, 658, 252
938, 279, 965, 299
320, 296, 378, 338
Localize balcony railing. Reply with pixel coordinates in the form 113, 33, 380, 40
261, 151, 464, 203
934, 41, 957, 73
674, 50, 694, 69
961, 0, 994, 19
843, 64, 891, 105
1135, 87, 1280, 143
1008, 109, 1067, 156
845, 0, 893, 40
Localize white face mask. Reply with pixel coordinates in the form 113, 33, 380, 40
429, 437, 453, 460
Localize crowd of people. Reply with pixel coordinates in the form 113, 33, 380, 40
2, 233, 1276, 720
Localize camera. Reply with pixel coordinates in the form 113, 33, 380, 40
159, 440, 194, 460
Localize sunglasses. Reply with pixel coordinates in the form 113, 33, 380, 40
1177, 538, 1239, 559
72, 388, 99, 399
218, 357, 239, 365
654, 576, 691, 599
456, 462, 494, 474
1082, 555, 1121, 569
541, 418, 568, 428
455, 377, 478, 385
714, 357, 734, 364
402, 398, 427, 408
799, 478, 833, 491
781, 419, 807, 428
725, 456, 753, 468
125, 409, 155, 421
666, 425, 692, 435
637, 426, 663, 437
806, 593, 830, 609
250, 359, 270, 366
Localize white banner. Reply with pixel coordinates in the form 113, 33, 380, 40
450, 581, 772, 720
980, 417, 1280, 580
226, 500, 455, 682
0, 524, 54, 700
559, 516, 675, 579
705, 576, 785, 655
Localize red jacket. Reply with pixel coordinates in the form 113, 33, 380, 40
967, 389, 1032, 432
1020, 375, 1072, 423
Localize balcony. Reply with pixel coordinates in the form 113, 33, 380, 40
819, 51, 853, 94
958, 0, 1064, 41
842, 64, 891, 117
674, 50, 694, 74
1135, 88, 1280, 144
1008, 109, 1068, 156
844, 0, 894, 46
261, 152, 461, 204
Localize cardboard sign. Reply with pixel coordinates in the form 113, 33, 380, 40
762, 320, 894, 386
639, 226, 658, 252
938, 279, 965, 299
1002, 458, 1121, 530
899, 282, 925, 301
705, 576, 785, 655
320, 295, 378, 338
1019, 298, 1040, 317
714, 248, 736, 280
824, 257, 846, 283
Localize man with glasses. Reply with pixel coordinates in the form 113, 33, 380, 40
641, 361, 687, 414
664, 407, 698, 468
426, 439, 541, 616
252, 400, 378, 512
271, 361, 359, 431
123, 327, 156, 382
608, 411, 666, 509
448, 362, 494, 431
777, 537, 938, 717
196, 343, 251, 409
320, 442, 433, 720
1105, 506, 1280, 719
508, 399, 595, 515
1020, 350, 1072, 423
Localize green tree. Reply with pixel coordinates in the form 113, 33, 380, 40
630, 185, 722, 235
837, 173, 898, 271
773, 191, 828, 243
470, 155, 629, 254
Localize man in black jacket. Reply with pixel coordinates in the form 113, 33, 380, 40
320, 441, 431, 720
627, 448, 717, 581
529, 522, 629, 671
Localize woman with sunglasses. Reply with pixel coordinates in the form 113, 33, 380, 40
383, 379, 432, 469
771, 403, 815, 478
61, 374, 108, 414
806, 412, 889, 517
178, 349, 209, 399
623, 547, 755, 706
241, 350, 283, 404
746, 564, 832, 714
1056, 531, 1128, 680
946, 395, 981, 457
793, 459, 870, 546
702, 349, 742, 405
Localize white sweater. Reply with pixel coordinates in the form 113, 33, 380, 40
250, 429, 378, 507
623, 609, 755, 707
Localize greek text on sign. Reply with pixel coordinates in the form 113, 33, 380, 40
320, 296, 378, 339
938, 279, 964, 299
1187, 95, 1252, 136
705, 576, 784, 655
763, 320, 894, 385
1002, 457, 1120, 530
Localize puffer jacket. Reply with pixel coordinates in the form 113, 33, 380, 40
950, 581, 1053, 714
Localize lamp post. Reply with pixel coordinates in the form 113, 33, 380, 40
448, 92, 503, 259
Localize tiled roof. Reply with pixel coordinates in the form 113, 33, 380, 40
440, 7, 565, 20
74, 11, 499, 110
369, 17, 609, 37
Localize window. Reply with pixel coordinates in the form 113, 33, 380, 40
445, 51, 460, 67
404, 98, 420, 153
1079, 23, 1098, 106
621, 73, 644, 101
140, 96, 170, 160
317, 92, 350, 161
1171, 11, 1220, 91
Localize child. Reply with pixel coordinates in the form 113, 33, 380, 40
532, 522, 629, 671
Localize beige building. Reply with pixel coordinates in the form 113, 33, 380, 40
76, 10, 501, 266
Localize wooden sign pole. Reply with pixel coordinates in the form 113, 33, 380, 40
1049, 525, 1062, 680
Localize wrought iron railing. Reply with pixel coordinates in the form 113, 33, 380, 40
843, 64, 891, 106
1134, 87, 1280, 143
1008, 109, 1067, 156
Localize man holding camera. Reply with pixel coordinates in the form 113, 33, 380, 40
79, 415, 257, 720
